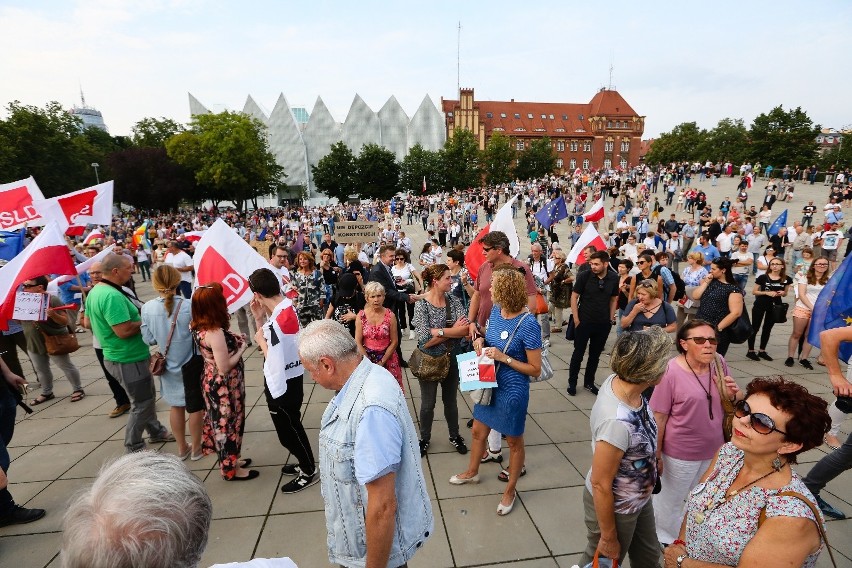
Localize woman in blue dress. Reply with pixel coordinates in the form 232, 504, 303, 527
449, 266, 541, 516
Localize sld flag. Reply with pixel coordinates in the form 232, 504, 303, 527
193, 219, 271, 313
32, 181, 114, 231
0, 177, 46, 230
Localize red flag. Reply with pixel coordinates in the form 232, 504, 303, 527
464, 196, 520, 281
0, 222, 76, 329
566, 224, 607, 265
583, 196, 606, 222
193, 219, 272, 313
0, 177, 46, 230
32, 181, 114, 231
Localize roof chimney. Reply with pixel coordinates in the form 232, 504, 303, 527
511, 98, 514, 103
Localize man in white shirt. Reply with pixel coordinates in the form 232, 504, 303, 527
716, 225, 734, 257
164, 241, 193, 298
819, 223, 845, 271
730, 241, 753, 291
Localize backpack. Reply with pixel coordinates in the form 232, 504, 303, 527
651, 265, 686, 301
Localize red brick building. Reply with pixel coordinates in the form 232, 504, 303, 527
441, 88, 645, 172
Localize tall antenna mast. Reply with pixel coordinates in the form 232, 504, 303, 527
608, 63, 613, 90
457, 21, 461, 95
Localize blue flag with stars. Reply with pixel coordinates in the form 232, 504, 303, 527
767, 209, 787, 237
0, 229, 24, 262
535, 195, 568, 229
808, 252, 852, 362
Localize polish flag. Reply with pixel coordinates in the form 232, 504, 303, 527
194, 219, 272, 313
465, 195, 520, 281
183, 230, 206, 243
83, 228, 105, 245
583, 196, 606, 223
32, 181, 114, 231
566, 223, 607, 266
0, 222, 77, 330
47, 245, 117, 294
0, 177, 46, 230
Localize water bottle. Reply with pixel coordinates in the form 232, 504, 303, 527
582, 556, 616, 568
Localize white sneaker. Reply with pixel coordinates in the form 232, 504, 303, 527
409, 330, 416, 340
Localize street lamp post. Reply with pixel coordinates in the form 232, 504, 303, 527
91, 162, 100, 184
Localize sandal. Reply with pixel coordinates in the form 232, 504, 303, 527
70, 390, 86, 402
551, 327, 562, 333
498, 465, 527, 482
31, 393, 55, 405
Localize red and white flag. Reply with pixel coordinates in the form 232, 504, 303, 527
0, 177, 46, 230
32, 181, 114, 231
47, 245, 116, 294
465, 195, 520, 281
0, 222, 76, 329
566, 223, 607, 266
583, 196, 606, 223
183, 230, 206, 243
263, 299, 303, 398
83, 227, 105, 245
194, 219, 270, 313
422, 176, 427, 193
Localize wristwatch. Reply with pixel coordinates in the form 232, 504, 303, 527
505, 357, 513, 365
437, 328, 444, 337
676, 554, 687, 568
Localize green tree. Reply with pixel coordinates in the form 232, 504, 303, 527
107, 147, 199, 209
132, 117, 185, 147
0, 101, 92, 195
749, 106, 820, 168
644, 122, 706, 165
441, 129, 482, 191
695, 118, 749, 165
355, 143, 400, 200
312, 141, 357, 202
514, 137, 557, 180
399, 143, 443, 195
165, 111, 285, 211
482, 132, 516, 185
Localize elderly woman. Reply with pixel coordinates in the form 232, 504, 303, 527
21, 276, 84, 404
663, 377, 831, 568
414, 264, 470, 457
677, 251, 707, 327
141, 265, 202, 460
450, 266, 541, 516
693, 258, 744, 356
543, 249, 573, 334
355, 281, 402, 390
620, 279, 677, 333
650, 320, 742, 546
582, 327, 671, 567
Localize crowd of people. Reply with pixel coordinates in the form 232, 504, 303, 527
0, 162, 850, 567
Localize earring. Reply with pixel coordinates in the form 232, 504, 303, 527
772, 455, 783, 471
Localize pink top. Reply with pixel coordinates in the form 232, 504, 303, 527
649, 356, 729, 461
360, 308, 393, 351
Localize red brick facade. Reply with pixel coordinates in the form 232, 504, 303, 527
442, 88, 645, 172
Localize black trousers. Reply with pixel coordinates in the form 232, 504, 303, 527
748, 301, 775, 351
395, 299, 415, 330
0, 332, 28, 379
95, 348, 130, 406
569, 322, 612, 388
265, 378, 315, 475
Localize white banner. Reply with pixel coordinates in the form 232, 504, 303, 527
193, 219, 271, 313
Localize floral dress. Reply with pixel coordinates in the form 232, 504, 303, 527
197, 329, 246, 480
292, 269, 324, 327
684, 443, 822, 567
359, 308, 402, 390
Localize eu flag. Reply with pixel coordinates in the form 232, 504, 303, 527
808, 252, 852, 362
0, 230, 24, 261
535, 196, 569, 229
767, 209, 788, 237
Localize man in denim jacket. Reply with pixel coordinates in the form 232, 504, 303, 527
299, 320, 432, 568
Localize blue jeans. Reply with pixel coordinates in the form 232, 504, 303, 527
734, 273, 749, 291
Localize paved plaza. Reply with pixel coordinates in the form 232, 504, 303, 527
1, 175, 850, 567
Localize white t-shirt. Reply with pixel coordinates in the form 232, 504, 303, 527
164, 250, 193, 283
821, 230, 844, 251
716, 232, 733, 253
730, 250, 752, 275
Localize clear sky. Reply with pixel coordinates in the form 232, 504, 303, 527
1, 0, 849, 138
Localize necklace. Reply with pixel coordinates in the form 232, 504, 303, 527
694, 461, 785, 524
684, 356, 714, 420
616, 376, 641, 407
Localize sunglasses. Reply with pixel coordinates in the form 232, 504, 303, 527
22, 283, 39, 288
684, 336, 718, 345
734, 400, 787, 435
482, 246, 494, 252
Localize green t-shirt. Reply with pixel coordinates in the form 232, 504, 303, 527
85, 283, 150, 363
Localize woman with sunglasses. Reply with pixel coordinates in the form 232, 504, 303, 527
650, 320, 741, 547
785, 259, 830, 369
663, 377, 830, 568
581, 327, 671, 567
746, 258, 793, 362
621, 279, 676, 333
693, 257, 744, 356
